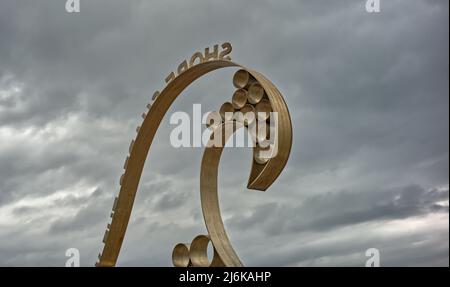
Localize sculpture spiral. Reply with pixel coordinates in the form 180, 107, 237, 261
96, 44, 292, 267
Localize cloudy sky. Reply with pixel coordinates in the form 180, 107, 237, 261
0, 0, 448, 267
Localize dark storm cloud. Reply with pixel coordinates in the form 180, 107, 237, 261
12, 187, 103, 216
48, 188, 109, 234
0, 0, 448, 266
0, 113, 133, 205
248, 221, 449, 266
227, 185, 449, 235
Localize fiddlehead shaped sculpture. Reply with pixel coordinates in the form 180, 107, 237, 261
96, 43, 292, 267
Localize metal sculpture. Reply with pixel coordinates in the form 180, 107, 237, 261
96, 43, 292, 267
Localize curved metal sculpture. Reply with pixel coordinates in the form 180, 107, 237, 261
96, 43, 292, 267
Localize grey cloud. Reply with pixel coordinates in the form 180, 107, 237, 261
228, 185, 449, 234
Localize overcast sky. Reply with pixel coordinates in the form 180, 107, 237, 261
0, 0, 448, 266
